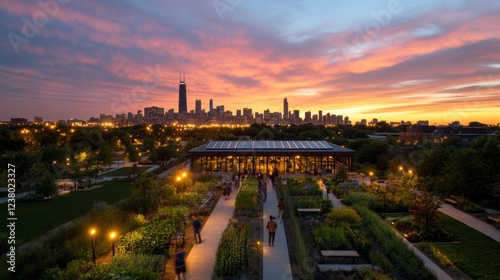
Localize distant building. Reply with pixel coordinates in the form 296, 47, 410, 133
34, 116, 43, 124
144, 106, 164, 118
10, 118, 28, 125
399, 125, 495, 145
178, 72, 187, 114
195, 99, 202, 115
283, 98, 288, 120
304, 111, 311, 123
144, 106, 164, 124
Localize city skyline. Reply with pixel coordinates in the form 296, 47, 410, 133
1, 1, 500, 124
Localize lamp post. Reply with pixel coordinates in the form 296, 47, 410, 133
177, 172, 188, 193
110, 231, 117, 257
369, 171, 374, 184
90, 228, 96, 265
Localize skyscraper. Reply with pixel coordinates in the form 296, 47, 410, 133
209, 99, 213, 112
283, 98, 288, 120
195, 99, 202, 114
178, 72, 187, 114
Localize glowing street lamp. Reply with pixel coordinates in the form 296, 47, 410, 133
109, 231, 117, 257
90, 228, 96, 264
177, 172, 188, 192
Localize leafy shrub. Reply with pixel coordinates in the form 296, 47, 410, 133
41, 258, 91, 280
157, 206, 189, 221
118, 218, 178, 255
235, 177, 259, 212
214, 223, 251, 278
313, 225, 350, 249
462, 201, 485, 214
368, 250, 393, 273
318, 198, 334, 213
287, 177, 323, 196
326, 206, 362, 226
343, 191, 380, 209
83, 254, 165, 280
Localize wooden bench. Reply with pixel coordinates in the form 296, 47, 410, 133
444, 198, 459, 207
450, 195, 465, 204
321, 250, 360, 264
170, 231, 184, 248
486, 217, 500, 224
297, 208, 321, 216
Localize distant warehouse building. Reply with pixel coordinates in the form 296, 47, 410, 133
189, 140, 355, 174
399, 125, 496, 145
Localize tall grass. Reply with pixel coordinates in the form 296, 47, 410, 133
283, 181, 316, 280
354, 205, 435, 280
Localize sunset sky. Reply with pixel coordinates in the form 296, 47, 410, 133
1, 0, 499, 124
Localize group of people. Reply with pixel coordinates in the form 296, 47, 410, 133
175, 169, 285, 279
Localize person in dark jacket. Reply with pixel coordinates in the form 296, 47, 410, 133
192, 214, 202, 244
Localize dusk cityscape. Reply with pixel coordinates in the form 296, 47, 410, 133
1, 1, 500, 280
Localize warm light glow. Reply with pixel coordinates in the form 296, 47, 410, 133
90, 228, 96, 235
177, 176, 181, 182
182, 172, 186, 177
369, 172, 373, 176
399, 166, 403, 171
109, 231, 116, 240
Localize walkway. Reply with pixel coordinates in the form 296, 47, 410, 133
263, 182, 292, 280
185, 186, 239, 279
439, 204, 500, 242
317, 181, 453, 280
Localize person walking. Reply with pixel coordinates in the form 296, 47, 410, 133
175, 250, 186, 280
262, 179, 268, 202
192, 214, 202, 244
266, 215, 278, 247
278, 197, 285, 223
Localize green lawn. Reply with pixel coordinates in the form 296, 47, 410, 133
102, 166, 149, 177
0, 181, 132, 245
436, 213, 500, 280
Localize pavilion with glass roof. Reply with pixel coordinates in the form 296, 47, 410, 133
188, 140, 355, 175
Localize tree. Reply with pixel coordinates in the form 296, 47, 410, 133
439, 148, 490, 200
257, 128, 274, 140
335, 164, 348, 184
142, 137, 156, 152
130, 172, 172, 215
150, 145, 177, 163
125, 145, 139, 163
411, 190, 442, 240
96, 144, 114, 167
30, 162, 57, 198
386, 168, 419, 208
75, 149, 99, 188
355, 140, 389, 170
297, 130, 324, 140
